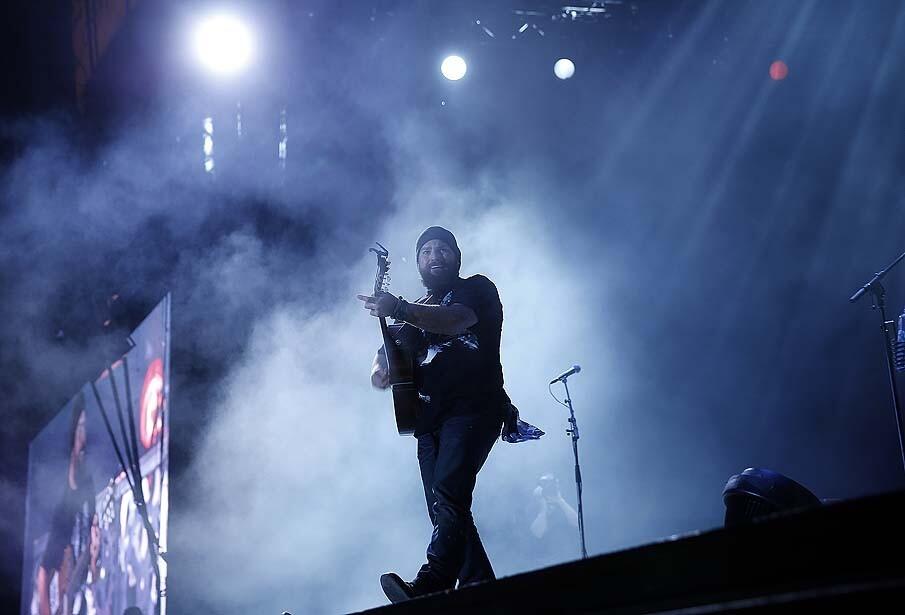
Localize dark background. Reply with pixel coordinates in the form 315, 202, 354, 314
2, 1, 905, 613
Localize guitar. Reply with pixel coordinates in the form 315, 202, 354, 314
55, 486, 112, 615
370, 243, 420, 435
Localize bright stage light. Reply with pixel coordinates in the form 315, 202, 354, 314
554, 58, 575, 80
441, 55, 467, 81
194, 14, 253, 76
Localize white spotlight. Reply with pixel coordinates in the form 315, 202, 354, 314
194, 14, 253, 76
554, 58, 575, 80
441, 55, 467, 81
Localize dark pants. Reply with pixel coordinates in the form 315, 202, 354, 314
416, 412, 502, 588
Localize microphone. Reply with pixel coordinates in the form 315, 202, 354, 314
550, 364, 581, 384
896, 308, 905, 372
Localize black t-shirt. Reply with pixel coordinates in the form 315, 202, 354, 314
412, 274, 505, 433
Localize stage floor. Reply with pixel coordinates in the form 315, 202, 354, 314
352, 490, 905, 613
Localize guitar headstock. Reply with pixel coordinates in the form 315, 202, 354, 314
369, 242, 390, 296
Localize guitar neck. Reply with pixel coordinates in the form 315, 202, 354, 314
379, 315, 391, 342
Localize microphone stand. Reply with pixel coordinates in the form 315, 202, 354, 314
560, 376, 588, 559
850, 249, 905, 475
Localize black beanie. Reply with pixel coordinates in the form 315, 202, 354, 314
416, 226, 461, 265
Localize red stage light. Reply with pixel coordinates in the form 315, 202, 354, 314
769, 60, 789, 81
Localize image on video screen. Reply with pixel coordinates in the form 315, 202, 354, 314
21, 295, 170, 615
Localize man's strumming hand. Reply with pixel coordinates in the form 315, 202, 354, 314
371, 363, 390, 390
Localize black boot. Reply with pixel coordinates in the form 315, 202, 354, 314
380, 572, 453, 603
380, 573, 417, 603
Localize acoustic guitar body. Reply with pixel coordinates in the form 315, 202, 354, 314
381, 316, 420, 435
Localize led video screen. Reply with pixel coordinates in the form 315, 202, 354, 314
22, 295, 170, 615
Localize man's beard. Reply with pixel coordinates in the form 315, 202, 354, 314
419, 264, 459, 294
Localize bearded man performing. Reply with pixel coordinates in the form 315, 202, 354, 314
358, 226, 507, 603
